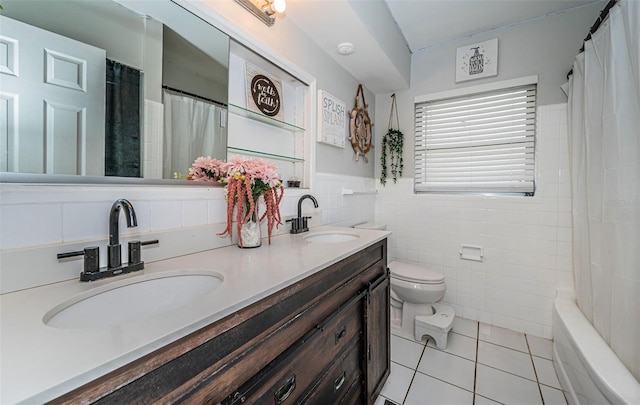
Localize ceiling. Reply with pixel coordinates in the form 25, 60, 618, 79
285, 0, 603, 94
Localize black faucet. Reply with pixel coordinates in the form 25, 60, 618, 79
108, 198, 137, 269
287, 194, 319, 234
56, 198, 158, 282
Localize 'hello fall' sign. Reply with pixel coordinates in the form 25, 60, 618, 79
245, 63, 283, 120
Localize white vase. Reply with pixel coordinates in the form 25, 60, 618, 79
238, 204, 262, 248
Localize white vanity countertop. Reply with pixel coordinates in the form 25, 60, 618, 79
0, 226, 390, 404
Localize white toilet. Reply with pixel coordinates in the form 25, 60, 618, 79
353, 222, 455, 349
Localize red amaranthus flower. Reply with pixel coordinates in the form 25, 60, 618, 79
214, 156, 284, 246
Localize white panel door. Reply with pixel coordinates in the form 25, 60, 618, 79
0, 16, 105, 175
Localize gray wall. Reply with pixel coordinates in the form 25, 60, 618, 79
267, 21, 376, 177
374, 2, 603, 179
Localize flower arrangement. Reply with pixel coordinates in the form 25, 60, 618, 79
188, 156, 284, 247
187, 156, 225, 182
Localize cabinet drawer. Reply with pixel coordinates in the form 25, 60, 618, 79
229, 295, 363, 404
302, 340, 361, 404
340, 378, 363, 405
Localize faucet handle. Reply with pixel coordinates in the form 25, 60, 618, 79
286, 217, 301, 233
287, 217, 312, 234
141, 239, 159, 246
128, 239, 159, 265
128, 241, 142, 265
57, 246, 100, 274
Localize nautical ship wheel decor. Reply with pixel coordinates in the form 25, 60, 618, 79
349, 84, 373, 163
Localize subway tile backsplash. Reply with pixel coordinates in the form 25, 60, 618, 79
0, 173, 375, 293
375, 104, 572, 339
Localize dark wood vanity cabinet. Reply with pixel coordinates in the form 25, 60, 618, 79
364, 271, 391, 402
51, 239, 389, 405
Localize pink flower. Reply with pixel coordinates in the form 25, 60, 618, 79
188, 156, 224, 182
248, 159, 280, 188
222, 156, 252, 176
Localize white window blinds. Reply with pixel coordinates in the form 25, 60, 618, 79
414, 84, 536, 194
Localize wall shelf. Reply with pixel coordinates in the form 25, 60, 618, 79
341, 188, 378, 195
227, 146, 304, 163
228, 104, 305, 133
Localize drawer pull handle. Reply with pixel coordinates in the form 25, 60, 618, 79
274, 374, 296, 404
334, 372, 346, 392
335, 325, 347, 344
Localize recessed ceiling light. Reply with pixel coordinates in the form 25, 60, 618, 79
337, 42, 355, 56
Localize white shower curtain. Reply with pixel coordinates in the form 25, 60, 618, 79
567, 0, 640, 381
163, 91, 227, 179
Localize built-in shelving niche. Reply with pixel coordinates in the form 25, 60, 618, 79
227, 40, 310, 189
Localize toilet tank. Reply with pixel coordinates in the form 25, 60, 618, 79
353, 222, 387, 230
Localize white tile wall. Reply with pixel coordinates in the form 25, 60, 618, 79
143, 100, 164, 180
0, 173, 375, 293
375, 104, 572, 339
315, 173, 377, 227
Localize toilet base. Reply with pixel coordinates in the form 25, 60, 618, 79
414, 303, 455, 349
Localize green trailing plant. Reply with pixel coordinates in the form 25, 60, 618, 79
381, 129, 403, 185
380, 94, 404, 185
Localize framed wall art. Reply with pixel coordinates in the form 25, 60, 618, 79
317, 90, 347, 148
455, 38, 498, 82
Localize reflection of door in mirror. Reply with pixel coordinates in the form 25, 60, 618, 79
0, 16, 106, 175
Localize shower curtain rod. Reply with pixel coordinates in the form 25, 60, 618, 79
162, 85, 227, 108
566, 0, 618, 79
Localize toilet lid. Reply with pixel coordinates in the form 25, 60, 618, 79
389, 261, 445, 284
353, 222, 387, 230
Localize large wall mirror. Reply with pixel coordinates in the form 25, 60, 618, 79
0, 0, 229, 184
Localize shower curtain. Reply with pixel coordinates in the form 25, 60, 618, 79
105, 59, 141, 177
163, 91, 227, 179
567, 0, 639, 381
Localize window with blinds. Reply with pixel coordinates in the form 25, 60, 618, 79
414, 84, 536, 194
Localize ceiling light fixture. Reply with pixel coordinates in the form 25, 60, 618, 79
235, 0, 287, 27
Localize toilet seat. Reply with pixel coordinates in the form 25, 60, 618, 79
389, 261, 444, 284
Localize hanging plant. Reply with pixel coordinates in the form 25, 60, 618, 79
381, 94, 404, 185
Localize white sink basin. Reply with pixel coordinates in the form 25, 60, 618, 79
43, 269, 224, 329
304, 231, 360, 243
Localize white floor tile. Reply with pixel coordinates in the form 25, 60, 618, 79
477, 340, 536, 381
474, 394, 502, 405
527, 335, 553, 360
427, 331, 477, 361
380, 361, 414, 404
452, 316, 478, 339
540, 385, 568, 405
418, 347, 476, 391
405, 371, 474, 405
533, 356, 561, 389
479, 323, 529, 353
392, 326, 428, 345
374, 395, 399, 405
475, 364, 543, 405
373, 395, 389, 405
391, 335, 426, 369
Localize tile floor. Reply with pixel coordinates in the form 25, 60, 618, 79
375, 318, 567, 405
